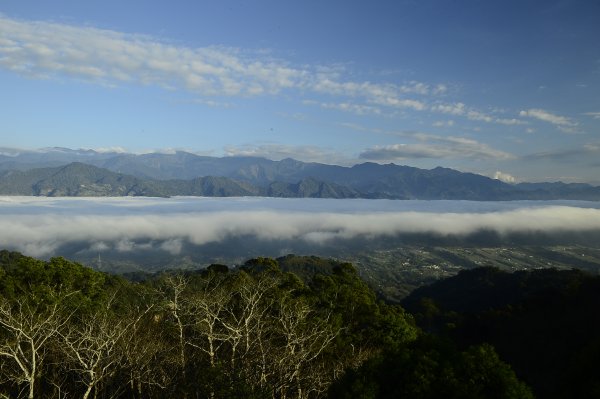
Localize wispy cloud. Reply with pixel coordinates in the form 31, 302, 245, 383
0, 14, 435, 114
519, 108, 578, 132
583, 112, 600, 120
223, 143, 355, 165
432, 102, 526, 125
432, 120, 455, 127
337, 122, 384, 134
359, 134, 514, 161
303, 100, 384, 116
525, 143, 600, 162
0, 13, 527, 126
0, 15, 306, 96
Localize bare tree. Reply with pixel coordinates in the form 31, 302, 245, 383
58, 299, 149, 399
186, 274, 231, 369
227, 273, 278, 391
273, 298, 339, 399
159, 274, 190, 375
0, 292, 75, 399
122, 307, 173, 398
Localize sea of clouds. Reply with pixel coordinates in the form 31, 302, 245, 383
2, 196, 600, 258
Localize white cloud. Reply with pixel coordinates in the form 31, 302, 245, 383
432, 102, 467, 116
433, 103, 527, 126
432, 120, 454, 127
359, 134, 514, 161
0, 148, 22, 157
583, 143, 600, 152
0, 15, 308, 97
466, 110, 493, 123
519, 109, 577, 128
0, 14, 430, 113
0, 14, 561, 132
89, 242, 109, 252
432, 84, 448, 95
493, 171, 517, 184
583, 112, 600, 119
2, 198, 600, 257
494, 118, 527, 126
190, 98, 234, 108
310, 101, 383, 116
399, 81, 430, 95
160, 238, 183, 255
223, 143, 355, 165
93, 146, 129, 154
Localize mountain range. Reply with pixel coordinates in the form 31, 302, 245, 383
1, 147, 600, 200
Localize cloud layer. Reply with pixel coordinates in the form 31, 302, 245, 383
0, 13, 538, 127
1, 197, 600, 258
0, 14, 433, 113
519, 109, 578, 133
359, 134, 514, 161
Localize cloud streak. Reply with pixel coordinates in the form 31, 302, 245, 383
1, 197, 600, 258
223, 144, 355, 165
359, 134, 514, 161
583, 112, 600, 120
0, 14, 530, 126
432, 103, 527, 125
0, 15, 304, 97
519, 108, 578, 132
0, 14, 435, 113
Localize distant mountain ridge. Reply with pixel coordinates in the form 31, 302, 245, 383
0, 163, 360, 198
1, 148, 600, 200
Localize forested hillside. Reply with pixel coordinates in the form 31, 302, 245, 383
0, 251, 532, 398
403, 267, 600, 398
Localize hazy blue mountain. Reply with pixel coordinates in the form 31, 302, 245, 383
82, 152, 520, 199
0, 163, 354, 198
160, 176, 261, 197
2, 148, 600, 200
0, 163, 163, 196
266, 177, 360, 198
0, 147, 122, 171
514, 182, 600, 200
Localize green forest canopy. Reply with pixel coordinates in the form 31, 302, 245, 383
5, 250, 595, 398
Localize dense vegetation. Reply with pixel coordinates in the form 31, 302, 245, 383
403, 267, 600, 398
0, 251, 534, 398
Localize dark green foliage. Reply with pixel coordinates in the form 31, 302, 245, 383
0, 252, 533, 398
205, 263, 230, 274
404, 266, 600, 398
329, 336, 533, 399
277, 254, 346, 283
0, 251, 108, 310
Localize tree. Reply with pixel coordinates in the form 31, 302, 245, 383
0, 292, 75, 399
273, 297, 339, 399
59, 311, 123, 398
121, 308, 173, 398
328, 336, 533, 399
158, 274, 190, 376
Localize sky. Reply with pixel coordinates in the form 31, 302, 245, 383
1, 0, 599, 183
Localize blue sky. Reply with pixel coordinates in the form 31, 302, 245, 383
1, 0, 599, 183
